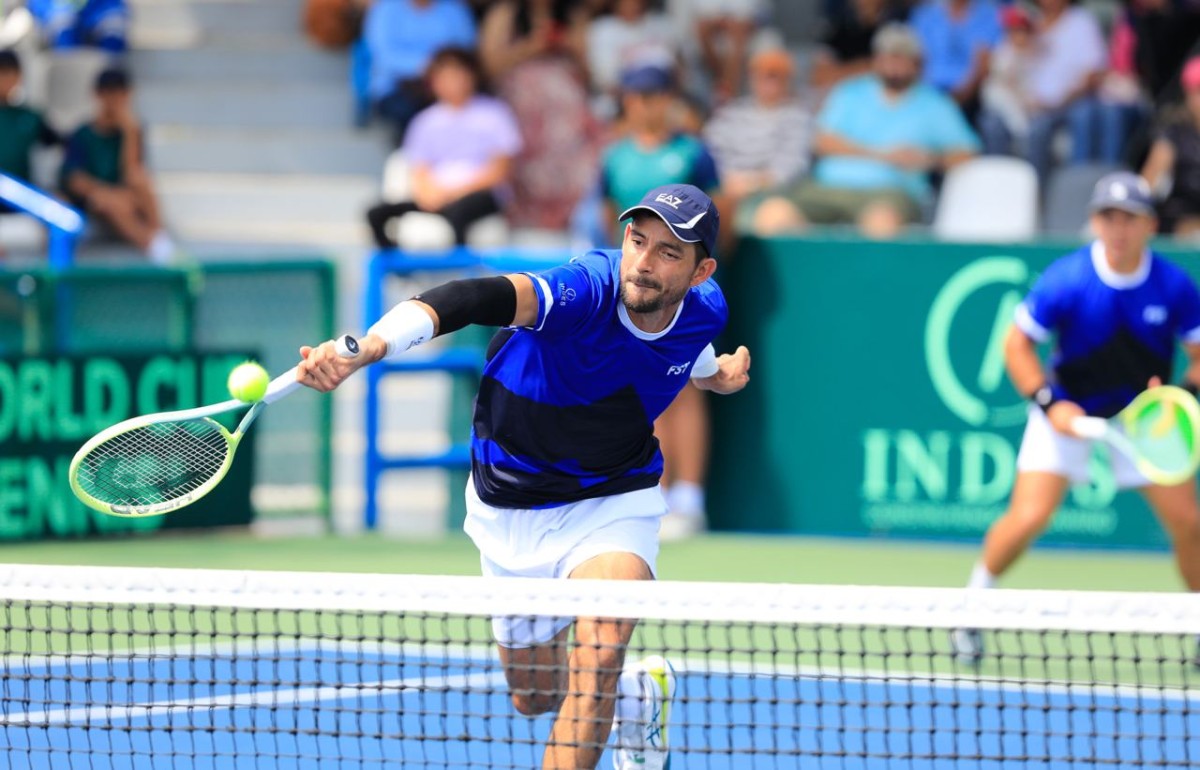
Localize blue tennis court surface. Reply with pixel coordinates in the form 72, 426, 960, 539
2, 642, 1197, 769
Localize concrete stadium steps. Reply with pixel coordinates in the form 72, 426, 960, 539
130, 47, 350, 84
126, 0, 444, 534
135, 81, 359, 129
155, 172, 376, 245
147, 126, 386, 176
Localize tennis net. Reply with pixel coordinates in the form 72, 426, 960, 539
1, 563, 1197, 769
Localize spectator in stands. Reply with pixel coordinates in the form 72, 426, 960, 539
28, 0, 127, 52
750, 23, 979, 239
597, 61, 724, 541
691, 0, 768, 103
978, 0, 1106, 182
1141, 55, 1200, 237
587, 0, 681, 120
365, 47, 522, 248
703, 48, 813, 221
0, 50, 58, 203
363, 0, 477, 145
60, 67, 175, 262
979, 5, 1037, 153
1122, 0, 1200, 108
908, 0, 1002, 121
1095, 1, 1152, 169
809, 0, 904, 97
480, 0, 600, 231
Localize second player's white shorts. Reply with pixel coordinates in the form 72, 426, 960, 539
1016, 405, 1149, 488
463, 481, 666, 648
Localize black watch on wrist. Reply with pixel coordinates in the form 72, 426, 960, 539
1031, 384, 1058, 413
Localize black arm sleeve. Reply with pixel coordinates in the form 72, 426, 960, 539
414, 276, 518, 336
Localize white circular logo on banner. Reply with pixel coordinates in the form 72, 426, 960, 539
925, 257, 1031, 427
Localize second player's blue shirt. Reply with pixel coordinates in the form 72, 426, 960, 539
1015, 242, 1200, 417
470, 249, 728, 509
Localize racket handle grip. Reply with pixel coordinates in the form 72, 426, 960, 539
1071, 416, 1108, 440
263, 334, 361, 404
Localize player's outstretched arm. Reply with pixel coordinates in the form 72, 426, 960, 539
694, 345, 751, 395
297, 275, 540, 393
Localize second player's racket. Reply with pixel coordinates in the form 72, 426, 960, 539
1071, 385, 1200, 486
69, 335, 359, 516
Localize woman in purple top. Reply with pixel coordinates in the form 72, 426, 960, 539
366, 47, 523, 248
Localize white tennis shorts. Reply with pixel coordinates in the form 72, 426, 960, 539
1016, 405, 1149, 488
463, 481, 666, 649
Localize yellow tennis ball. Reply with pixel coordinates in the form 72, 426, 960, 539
227, 361, 269, 403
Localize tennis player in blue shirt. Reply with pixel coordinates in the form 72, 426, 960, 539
298, 183, 751, 769
953, 172, 1200, 663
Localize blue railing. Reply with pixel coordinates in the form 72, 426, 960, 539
0, 173, 84, 268
362, 246, 570, 529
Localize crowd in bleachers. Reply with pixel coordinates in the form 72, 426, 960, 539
0, 0, 176, 260
344, 0, 1200, 249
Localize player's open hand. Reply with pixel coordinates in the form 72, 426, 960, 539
297, 339, 363, 392
697, 345, 751, 395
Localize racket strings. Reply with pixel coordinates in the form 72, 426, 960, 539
1128, 403, 1194, 475
75, 420, 230, 507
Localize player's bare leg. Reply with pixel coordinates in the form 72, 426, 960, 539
499, 627, 570, 718
497, 552, 654, 770
1141, 481, 1200, 591
953, 471, 1070, 662
981, 471, 1071, 577
545, 553, 651, 770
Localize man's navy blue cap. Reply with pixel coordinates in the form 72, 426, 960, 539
1089, 171, 1155, 216
0, 50, 20, 71
619, 64, 673, 93
619, 184, 720, 258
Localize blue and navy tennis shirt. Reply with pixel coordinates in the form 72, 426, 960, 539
1015, 242, 1200, 417
470, 249, 728, 509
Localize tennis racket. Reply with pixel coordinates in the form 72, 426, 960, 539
69, 335, 359, 517
1071, 385, 1200, 486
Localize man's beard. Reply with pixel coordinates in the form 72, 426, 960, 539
620, 277, 687, 314
881, 74, 914, 92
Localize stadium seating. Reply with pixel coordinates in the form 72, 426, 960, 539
933, 156, 1039, 242
1042, 162, 1123, 237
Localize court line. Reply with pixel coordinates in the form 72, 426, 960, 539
7, 633, 1190, 710
0, 669, 509, 728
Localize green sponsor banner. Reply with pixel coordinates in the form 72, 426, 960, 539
710, 236, 1200, 549
0, 352, 256, 540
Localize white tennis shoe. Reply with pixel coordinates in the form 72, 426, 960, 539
951, 627, 983, 664
612, 655, 676, 770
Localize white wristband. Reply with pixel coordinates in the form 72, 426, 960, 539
691, 343, 718, 379
367, 301, 436, 360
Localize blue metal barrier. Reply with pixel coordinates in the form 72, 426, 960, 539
362, 246, 570, 529
0, 173, 84, 268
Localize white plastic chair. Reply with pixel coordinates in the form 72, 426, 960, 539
933, 156, 1040, 242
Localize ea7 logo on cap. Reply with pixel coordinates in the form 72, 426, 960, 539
655, 193, 684, 209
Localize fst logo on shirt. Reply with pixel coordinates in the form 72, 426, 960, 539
666, 363, 691, 375
557, 283, 576, 307
1144, 305, 1168, 325
655, 193, 684, 209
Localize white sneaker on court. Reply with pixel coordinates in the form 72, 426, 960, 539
951, 627, 983, 664
612, 655, 676, 770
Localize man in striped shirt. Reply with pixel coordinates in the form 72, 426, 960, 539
703, 47, 813, 231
